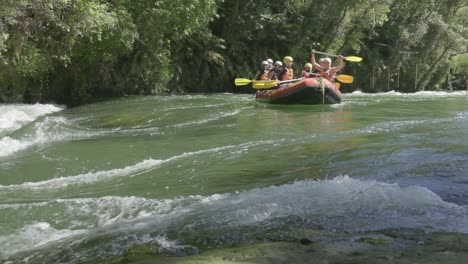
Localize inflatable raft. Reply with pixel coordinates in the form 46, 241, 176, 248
255, 78, 342, 105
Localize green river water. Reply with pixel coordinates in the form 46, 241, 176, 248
1, 91, 468, 263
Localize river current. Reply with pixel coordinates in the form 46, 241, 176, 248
1, 91, 467, 263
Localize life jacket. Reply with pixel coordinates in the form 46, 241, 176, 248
256, 70, 269, 80
280, 66, 294, 81
268, 69, 279, 80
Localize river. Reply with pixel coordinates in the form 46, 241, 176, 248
1, 91, 468, 263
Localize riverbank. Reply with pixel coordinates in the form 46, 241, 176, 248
110, 229, 468, 264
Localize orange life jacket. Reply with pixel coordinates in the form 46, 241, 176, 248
281, 67, 294, 80
258, 71, 269, 80
255, 70, 269, 80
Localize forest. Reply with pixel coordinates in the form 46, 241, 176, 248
0, 0, 467, 106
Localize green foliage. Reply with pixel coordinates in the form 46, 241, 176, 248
450, 53, 468, 90
0, 0, 467, 104
452, 54, 468, 74
0, 0, 223, 104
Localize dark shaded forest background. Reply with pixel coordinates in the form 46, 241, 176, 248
0, 0, 467, 106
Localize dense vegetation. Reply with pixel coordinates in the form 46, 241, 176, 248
0, 0, 467, 105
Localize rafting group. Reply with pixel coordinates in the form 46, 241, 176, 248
255, 50, 344, 83
235, 50, 362, 105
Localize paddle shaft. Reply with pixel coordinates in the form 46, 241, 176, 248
252, 78, 304, 89
277, 77, 304, 84
313, 50, 362, 62
313, 51, 340, 58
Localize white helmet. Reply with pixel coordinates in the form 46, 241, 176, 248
267, 58, 273, 64
319, 58, 332, 64
274, 61, 283, 66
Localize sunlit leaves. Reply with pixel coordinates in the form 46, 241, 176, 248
0, 0, 466, 103
452, 54, 468, 74
0, 0, 222, 103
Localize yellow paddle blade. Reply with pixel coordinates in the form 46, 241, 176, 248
344, 56, 362, 62
334, 82, 341, 89
235, 78, 253, 86
336, 74, 354, 83
252, 80, 277, 89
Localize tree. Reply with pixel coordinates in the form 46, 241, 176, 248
450, 53, 468, 90
1, 0, 467, 104
0, 0, 222, 104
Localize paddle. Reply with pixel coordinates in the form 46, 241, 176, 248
237, 73, 353, 89
335, 74, 353, 83
313, 51, 362, 62
252, 75, 353, 89
252, 78, 304, 89
309, 73, 353, 83
234, 78, 255, 86
251, 80, 271, 89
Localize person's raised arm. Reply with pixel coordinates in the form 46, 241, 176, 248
311, 50, 322, 70
330, 55, 344, 76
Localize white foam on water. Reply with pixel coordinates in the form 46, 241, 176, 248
0, 116, 98, 158
0, 222, 86, 258
184, 175, 468, 232
345, 90, 467, 98
0, 105, 66, 157
0, 176, 468, 232
0, 196, 205, 259
0, 137, 30, 158
0, 140, 277, 190
0, 195, 196, 229
6, 176, 466, 234
0, 107, 252, 159
0, 111, 171, 159
346, 111, 468, 136
158, 103, 233, 112
0, 104, 63, 135
167, 108, 246, 128
2, 176, 467, 262
0, 159, 164, 190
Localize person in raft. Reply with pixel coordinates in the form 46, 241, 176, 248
301, 63, 314, 78
268, 61, 283, 80
277, 56, 294, 81
254, 61, 270, 80
266, 58, 274, 71
310, 49, 344, 81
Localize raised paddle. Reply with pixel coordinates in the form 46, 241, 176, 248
313, 51, 362, 62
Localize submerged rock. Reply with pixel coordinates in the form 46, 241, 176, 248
105, 229, 468, 264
